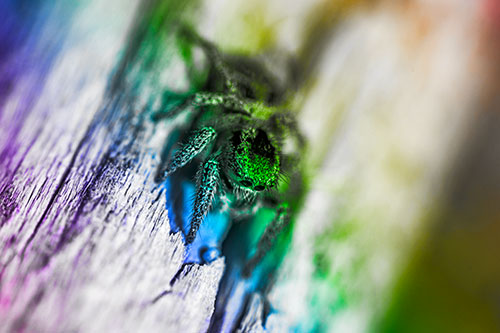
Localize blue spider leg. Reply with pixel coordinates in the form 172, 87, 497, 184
163, 127, 216, 178
241, 203, 291, 278
186, 157, 220, 244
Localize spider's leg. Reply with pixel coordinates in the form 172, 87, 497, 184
151, 104, 187, 122
269, 111, 306, 149
151, 90, 191, 122
179, 25, 239, 95
242, 203, 291, 278
192, 92, 250, 116
162, 127, 216, 179
186, 157, 220, 244
192, 92, 278, 118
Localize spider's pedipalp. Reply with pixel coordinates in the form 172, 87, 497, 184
186, 157, 220, 244
163, 127, 216, 179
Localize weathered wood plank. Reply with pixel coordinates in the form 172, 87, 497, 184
0, 1, 226, 332
1, 0, 496, 332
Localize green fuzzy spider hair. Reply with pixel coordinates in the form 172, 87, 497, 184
229, 127, 281, 191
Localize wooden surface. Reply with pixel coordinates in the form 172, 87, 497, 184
1, 1, 498, 332
0, 1, 227, 332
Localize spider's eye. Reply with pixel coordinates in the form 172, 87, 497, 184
253, 129, 275, 158
240, 179, 252, 188
254, 185, 265, 191
241, 85, 256, 100
231, 131, 242, 147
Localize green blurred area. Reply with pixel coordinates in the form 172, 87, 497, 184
380, 112, 500, 333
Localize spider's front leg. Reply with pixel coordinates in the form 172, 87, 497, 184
161, 127, 216, 179
186, 157, 220, 244
242, 202, 291, 278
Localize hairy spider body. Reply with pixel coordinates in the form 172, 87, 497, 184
156, 26, 304, 277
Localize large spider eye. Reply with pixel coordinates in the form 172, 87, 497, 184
254, 185, 265, 191
253, 129, 275, 158
240, 179, 252, 188
231, 131, 242, 148
241, 85, 256, 100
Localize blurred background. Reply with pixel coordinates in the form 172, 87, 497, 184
175, 0, 500, 331
1, 0, 499, 331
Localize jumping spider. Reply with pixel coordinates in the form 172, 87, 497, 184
155, 26, 304, 277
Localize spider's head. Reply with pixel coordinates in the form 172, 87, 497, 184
228, 128, 280, 192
